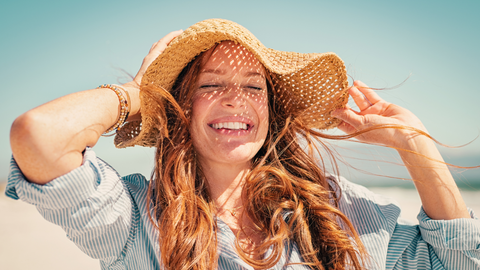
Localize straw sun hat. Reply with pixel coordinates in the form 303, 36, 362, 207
115, 18, 349, 148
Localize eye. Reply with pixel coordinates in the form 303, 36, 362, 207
246, 86, 264, 91
200, 84, 221, 89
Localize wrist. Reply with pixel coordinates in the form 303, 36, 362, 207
392, 123, 429, 150
396, 132, 440, 167
121, 81, 141, 120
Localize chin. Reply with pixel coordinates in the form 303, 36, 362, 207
214, 143, 262, 165
223, 149, 257, 164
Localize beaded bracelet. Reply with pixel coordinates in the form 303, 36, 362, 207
97, 84, 130, 137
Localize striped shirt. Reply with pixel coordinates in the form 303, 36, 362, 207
6, 148, 480, 269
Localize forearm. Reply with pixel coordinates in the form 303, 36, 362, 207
9, 31, 180, 185
10, 83, 140, 184
398, 135, 470, 220
333, 81, 471, 220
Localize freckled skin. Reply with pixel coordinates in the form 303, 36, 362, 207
190, 41, 269, 170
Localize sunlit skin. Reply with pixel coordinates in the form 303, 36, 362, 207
190, 41, 269, 252
190, 42, 268, 198
9, 29, 471, 266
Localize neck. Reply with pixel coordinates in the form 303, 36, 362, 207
200, 159, 265, 253
199, 159, 251, 209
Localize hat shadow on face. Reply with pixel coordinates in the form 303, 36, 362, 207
195, 41, 269, 113
190, 41, 270, 161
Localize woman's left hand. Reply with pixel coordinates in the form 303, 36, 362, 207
331, 80, 427, 149
333, 81, 471, 220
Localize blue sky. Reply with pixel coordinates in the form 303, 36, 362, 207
1, 0, 479, 185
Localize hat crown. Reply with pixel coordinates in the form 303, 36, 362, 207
116, 18, 349, 148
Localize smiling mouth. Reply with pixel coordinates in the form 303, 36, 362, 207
210, 122, 250, 130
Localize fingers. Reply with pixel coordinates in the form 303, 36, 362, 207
337, 121, 357, 134
149, 30, 183, 54
134, 30, 183, 84
349, 86, 371, 111
353, 80, 383, 105
331, 105, 363, 133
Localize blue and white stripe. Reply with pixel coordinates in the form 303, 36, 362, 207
6, 148, 480, 269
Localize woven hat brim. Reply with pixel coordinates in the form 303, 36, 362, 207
115, 19, 349, 148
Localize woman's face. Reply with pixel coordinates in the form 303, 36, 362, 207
190, 41, 269, 169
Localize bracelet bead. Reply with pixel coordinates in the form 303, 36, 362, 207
97, 84, 130, 136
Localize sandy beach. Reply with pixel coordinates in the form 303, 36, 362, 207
1, 183, 479, 270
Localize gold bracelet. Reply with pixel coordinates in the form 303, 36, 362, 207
97, 84, 130, 136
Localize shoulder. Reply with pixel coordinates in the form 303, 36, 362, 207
329, 175, 399, 206
85, 148, 150, 195
328, 175, 402, 234
329, 174, 398, 205
121, 173, 150, 204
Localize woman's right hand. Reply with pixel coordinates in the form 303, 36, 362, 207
133, 30, 183, 85
11, 30, 182, 184
122, 30, 183, 121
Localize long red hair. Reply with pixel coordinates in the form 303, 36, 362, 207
144, 46, 369, 270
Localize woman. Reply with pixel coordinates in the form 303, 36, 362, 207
7, 19, 479, 269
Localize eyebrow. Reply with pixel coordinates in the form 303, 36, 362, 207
200, 69, 265, 79
245, 71, 266, 79
201, 69, 225, 75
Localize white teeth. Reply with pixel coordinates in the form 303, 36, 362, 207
212, 122, 248, 130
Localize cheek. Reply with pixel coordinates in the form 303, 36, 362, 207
253, 96, 269, 138
191, 96, 210, 123
190, 100, 206, 142
255, 94, 269, 122
191, 91, 220, 112
189, 107, 206, 153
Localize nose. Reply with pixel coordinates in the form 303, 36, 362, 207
221, 86, 246, 108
